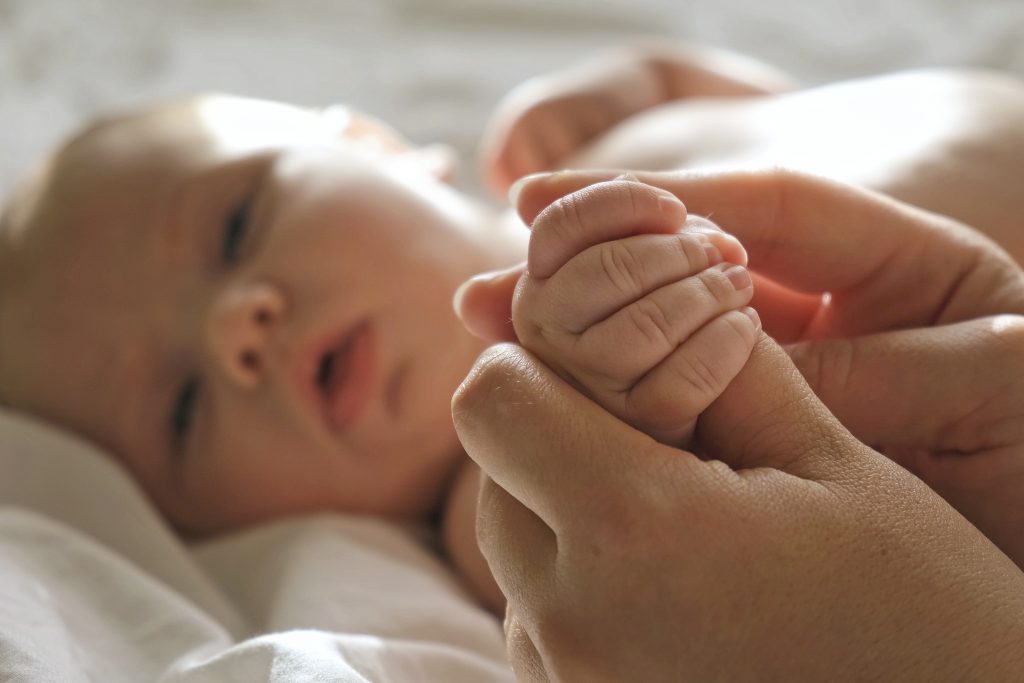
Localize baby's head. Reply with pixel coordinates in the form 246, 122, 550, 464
0, 95, 510, 534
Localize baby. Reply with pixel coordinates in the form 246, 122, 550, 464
2, 42, 1022, 612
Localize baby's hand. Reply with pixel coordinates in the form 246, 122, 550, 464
512, 177, 760, 446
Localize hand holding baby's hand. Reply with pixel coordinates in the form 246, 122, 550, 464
511, 177, 757, 445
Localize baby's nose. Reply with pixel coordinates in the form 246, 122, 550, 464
206, 281, 287, 389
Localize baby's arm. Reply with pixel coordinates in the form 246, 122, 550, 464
480, 42, 796, 195
512, 177, 759, 447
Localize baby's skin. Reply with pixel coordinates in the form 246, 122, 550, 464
446, 176, 757, 610
511, 177, 756, 448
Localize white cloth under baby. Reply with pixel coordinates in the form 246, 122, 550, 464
0, 408, 511, 682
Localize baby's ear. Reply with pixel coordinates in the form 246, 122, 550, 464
396, 143, 458, 184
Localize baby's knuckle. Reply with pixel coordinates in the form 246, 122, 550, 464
977, 315, 1024, 375
721, 310, 758, 346
552, 192, 587, 235
670, 233, 705, 271
599, 241, 646, 297
673, 352, 724, 401
699, 267, 737, 304
628, 298, 677, 350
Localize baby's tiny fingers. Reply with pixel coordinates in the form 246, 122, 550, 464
626, 308, 761, 438
527, 179, 687, 280
574, 263, 755, 390
526, 229, 728, 334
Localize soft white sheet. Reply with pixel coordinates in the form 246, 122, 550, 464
0, 409, 511, 681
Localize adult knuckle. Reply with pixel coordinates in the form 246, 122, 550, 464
792, 338, 857, 399
983, 314, 1024, 366
761, 167, 812, 229
474, 478, 502, 550
451, 343, 527, 424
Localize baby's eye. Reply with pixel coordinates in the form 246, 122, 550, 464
170, 378, 200, 454
221, 202, 250, 265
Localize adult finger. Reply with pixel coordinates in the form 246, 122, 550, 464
512, 169, 1024, 333
476, 475, 556, 615
452, 344, 721, 529
453, 263, 525, 342
786, 315, 1024, 457
505, 608, 548, 683
696, 331, 873, 483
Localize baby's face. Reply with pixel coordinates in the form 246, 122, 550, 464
0, 96, 501, 533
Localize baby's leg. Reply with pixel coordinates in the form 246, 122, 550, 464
511, 177, 758, 447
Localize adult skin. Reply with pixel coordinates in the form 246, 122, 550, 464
454, 169, 1024, 680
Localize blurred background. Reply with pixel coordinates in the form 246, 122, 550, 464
2, 0, 1023, 200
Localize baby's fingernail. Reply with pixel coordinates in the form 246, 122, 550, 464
614, 171, 641, 182
724, 264, 752, 291
742, 306, 762, 330
508, 173, 551, 207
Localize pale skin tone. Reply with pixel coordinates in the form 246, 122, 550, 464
0, 96, 525, 547
3, 42, 1024, 627
456, 168, 1024, 681
455, 46, 1024, 678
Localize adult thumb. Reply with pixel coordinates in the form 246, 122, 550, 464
697, 332, 871, 482
453, 263, 526, 342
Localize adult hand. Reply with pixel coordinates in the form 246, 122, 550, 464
453, 337, 1024, 681
457, 169, 1024, 568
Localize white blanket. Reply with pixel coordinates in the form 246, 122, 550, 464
0, 409, 511, 681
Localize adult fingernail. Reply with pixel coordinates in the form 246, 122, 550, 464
656, 192, 685, 221
724, 264, 752, 291
452, 277, 479, 317
452, 269, 507, 317
508, 173, 551, 207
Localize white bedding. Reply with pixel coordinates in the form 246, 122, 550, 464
0, 409, 510, 681
3, 1, 1024, 679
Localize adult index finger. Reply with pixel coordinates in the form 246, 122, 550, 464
514, 169, 1015, 333
452, 343, 721, 532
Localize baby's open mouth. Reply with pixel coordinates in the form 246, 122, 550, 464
315, 320, 377, 431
